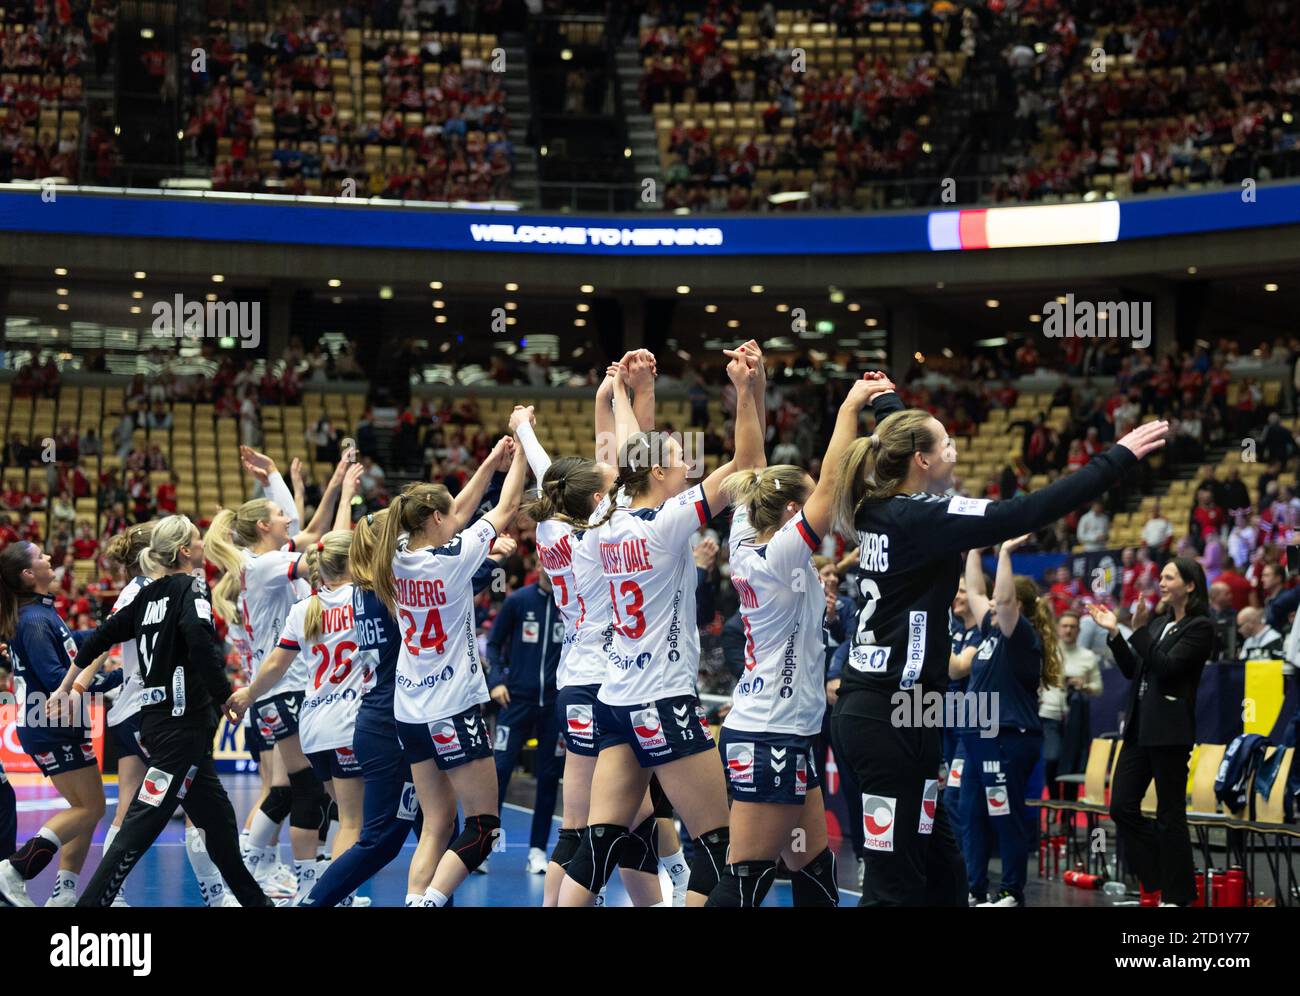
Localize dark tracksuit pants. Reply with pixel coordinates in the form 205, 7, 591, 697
832, 691, 967, 907
960, 728, 1043, 903
78, 725, 272, 908
493, 697, 563, 851
305, 721, 423, 907
1109, 737, 1196, 905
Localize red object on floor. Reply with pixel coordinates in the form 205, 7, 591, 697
1224, 867, 1247, 908
1139, 886, 1162, 907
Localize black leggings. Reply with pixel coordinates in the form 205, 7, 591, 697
831, 694, 967, 907
77, 724, 272, 908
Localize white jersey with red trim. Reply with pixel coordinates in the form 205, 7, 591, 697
392, 519, 497, 724
595, 483, 711, 707
276, 583, 365, 754
105, 575, 152, 727
723, 504, 828, 736
535, 518, 590, 688
240, 544, 306, 701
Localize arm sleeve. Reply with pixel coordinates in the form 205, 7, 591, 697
183, 588, 233, 706
871, 391, 904, 420
1128, 618, 1215, 682
470, 558, 497, 595
514, 420, 551, 481
720, 613, 746, 679
829, 638, 851, 680
695, 566, 715, 626
264, 471, 300, 535
1107, 629, 1140, 680
277, 602, 305, 655
901, 447, 1137, 558
87, 667, 124, 693
485, 597, 513, 676
70, 601, 142, 671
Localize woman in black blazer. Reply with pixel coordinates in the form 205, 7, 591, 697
1089, 556, 1214, 907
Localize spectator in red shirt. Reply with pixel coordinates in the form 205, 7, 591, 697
1216, 560, 1255, 612
156, 471, 179, 514
1049, 566, 1082, 616
1189, 487, 1226, 552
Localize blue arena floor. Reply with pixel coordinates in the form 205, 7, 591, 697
12, 772, 866, 907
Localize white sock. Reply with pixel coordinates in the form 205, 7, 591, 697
103, 823, 120, 853
55, 869, 78, 895
421, 887, 449, 907
293, 860, 318, 904
404, 892, 423, 907
324, 818, 340, 854
185, 826, 227, 906
38, 826, 63, 848
661, 848, 689, 899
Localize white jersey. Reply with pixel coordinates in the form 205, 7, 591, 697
240, 543, 307, 701
276, 583, 365, 754
723, 504, 827, 736
392, 519, 497, 724
105, 575, 152, 727
596, 484, 711, 707
536, 517, 604, 688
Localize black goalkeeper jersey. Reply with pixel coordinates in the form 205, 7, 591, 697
839, 393, 1137, 700
75, 573, 232, 730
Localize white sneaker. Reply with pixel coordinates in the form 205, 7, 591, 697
526, 847, 547, 875
977, 892, 1021, 907
45, 882, 77, 907
350, 895, 372, 907
0, 860, 35, 907
110, 891, 131, 907
473, 857, 489, 875
968, 893, 981, 907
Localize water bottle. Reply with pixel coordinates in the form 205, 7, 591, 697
1102, 880, 1127, 897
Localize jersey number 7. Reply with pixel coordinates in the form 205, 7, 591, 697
399, 609, 449, 656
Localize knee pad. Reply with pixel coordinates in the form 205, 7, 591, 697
618, 815, 660, 874
704, 860, 776, 907
449, 814, 501, 873
288, 768, 328, 831
564, 823, 627, 894
791, 848, 840, 908
550, 827, 583, 870
261, 785, 293, 824
686, 826, 729, 898
649, 775, 674, 819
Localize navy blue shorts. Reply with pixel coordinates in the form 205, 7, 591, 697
718, 726, 821, 805
253, 691, 304, 743
109, 714, 150, 762
307, 745, 364, 782
19, 731, 98, 778
244, 715, 272, 758
396, 705, 492, 771
557, 683, 600, 757
594, 694, 715, 768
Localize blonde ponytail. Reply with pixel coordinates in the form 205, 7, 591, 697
350, 509, 389, 591
140, 515, 198, 576
1014, 575, 1063, 691
302, 530, 353, 642
723, 465, 810, 536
